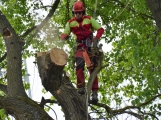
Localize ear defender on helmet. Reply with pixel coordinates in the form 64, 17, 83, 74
72, 1, 86, 15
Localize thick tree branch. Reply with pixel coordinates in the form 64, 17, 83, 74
36, 49, 89, 120
122, 111, 142, 119
89, 100, 112, 114
0, 11, 27, 97
0, 96, 53, 120
21, 0, 60, 38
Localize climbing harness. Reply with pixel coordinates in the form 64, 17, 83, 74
76, 34, 93, 47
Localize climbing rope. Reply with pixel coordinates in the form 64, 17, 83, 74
93, 0, 131, 22
85, 87, 89, 120
109, 0, 131, 22
93, 0, 98, 18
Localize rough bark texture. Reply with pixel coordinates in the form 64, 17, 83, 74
0, 11, 54, 120
0, 0, 160, 119
0, 96, 53, 120
36, 48, 68, 91
36, 46, 104, 119
0, 11, 27, 97
36, 48, 89, 120
0, 0, 62, 119
146, 0, 161, 31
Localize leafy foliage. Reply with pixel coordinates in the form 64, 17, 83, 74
0, 0, 161, 119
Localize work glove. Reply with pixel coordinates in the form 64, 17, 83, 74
60, 34, 69, 40
92, 37, 98, 48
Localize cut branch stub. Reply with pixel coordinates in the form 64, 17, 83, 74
36, 48, 68, 91
50, 48, 68, 66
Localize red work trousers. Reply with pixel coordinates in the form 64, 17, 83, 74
75, 50, 98, 91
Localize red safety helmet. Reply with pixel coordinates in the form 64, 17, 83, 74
72, 1, 85, 12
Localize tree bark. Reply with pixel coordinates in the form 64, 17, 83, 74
36, 48, 89, 120
36, 48, 68, 91
0, 11, 27, 97
146, 0, 161, 31
0, 10, 54, 120
0, 96, 53, 120
0, 0, 160, 119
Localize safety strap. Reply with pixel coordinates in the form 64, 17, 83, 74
82, 51, 91, 68
76, 34, 93, 47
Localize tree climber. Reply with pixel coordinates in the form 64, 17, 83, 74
60, 1, 104, 102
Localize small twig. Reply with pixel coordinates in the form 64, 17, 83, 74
39, 97, 58, 108
89, 94, 161, 119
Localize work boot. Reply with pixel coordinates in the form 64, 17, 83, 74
91, 90, 98, 103
77, 87, 85, 95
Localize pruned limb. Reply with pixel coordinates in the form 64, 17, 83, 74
36, 48, 68, 91
36, 48, 90, 120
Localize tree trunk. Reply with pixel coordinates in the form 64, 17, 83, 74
36, 48, 89, 120
0, 10, 54, 120
146, 0, 161, 31
0, 11, 27, 97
